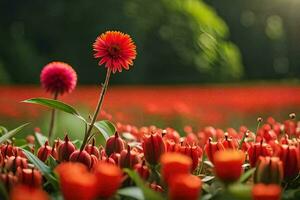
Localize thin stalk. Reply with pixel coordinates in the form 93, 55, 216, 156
80, 68, 112, 151
48, 91, 58, 141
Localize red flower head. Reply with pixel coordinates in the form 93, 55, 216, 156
254, 156, 283, 184
252, 184, 281, 200
214, 150, 245, 182
105, 132, 126, 157
55, 162, 97, 200
247, 141, 273, 167
204, 138, 225, 164
93, 31, 137, 73
93, 162, 123, 198
278, 145, 300, 180
169, 174, 202, 200
142, 132, 166, 165
40, 62, 77, 95
160, 152, 192, 185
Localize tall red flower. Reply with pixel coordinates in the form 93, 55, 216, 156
93, 31, 137, 73
40, 62, 77, 95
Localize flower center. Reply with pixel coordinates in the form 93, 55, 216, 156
108, 45, 120, 58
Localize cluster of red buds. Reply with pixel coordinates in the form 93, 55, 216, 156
0, 143, 42, 190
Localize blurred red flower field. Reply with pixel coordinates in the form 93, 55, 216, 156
1, 84, 300, 129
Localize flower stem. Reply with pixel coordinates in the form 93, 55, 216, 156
80, 68, 112, 151
48, 91, 58, 141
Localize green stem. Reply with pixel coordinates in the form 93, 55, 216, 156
48, 91, 58, 142
80, 68, 112, 151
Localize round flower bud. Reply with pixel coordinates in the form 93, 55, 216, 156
57, 135, 76, 162
69, 150, 92, 169
37, 141, 52, 162
105, 132, 126, 157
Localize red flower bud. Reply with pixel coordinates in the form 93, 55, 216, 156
85, 139, 100, 159
37, 141, 52, 162
57, 135, 75, 162
5, 156, 28, 173
160, 152, 192, 185
247, 141, 273, 167
177, 144, 202, 171
105, 132, 126, 157
252, 184, 281, 200
254, 156, 283, 184
10, 185, 50, 200
119, 145, 140, 169
134, 161, 150, 180
204, 138, 224, 164
214, 150, 245, 182
17, 168, 42, 188
69, 150, 92, 169
169, 174, 201, 200
221, 133, 238, 149
163, 128, 180, 143
0, 172, 18, 190
55, 163, 97, 200
284, 120, 296, 136
90, 154, 98, 170
109, 153, 120, 165
1, 144, 16, 157
93, 162, 123, 198
142, 132, 166, 165
26, 135, 35, 144
278, 145, 300, 180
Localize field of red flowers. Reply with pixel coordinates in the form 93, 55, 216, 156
1, 84, 300, 128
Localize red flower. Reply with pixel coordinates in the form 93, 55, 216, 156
93, 162, 123, 198
10, 185, 49, 200
55, 163, 97, 200
252, 184, 281, 200
40, 62, 77, 95
160, 152, 192, 185
57, 135, 76, 162
204, 138, 224, 164
142, 132, 166, 165
254, 156, 283, 184
169, 174, 202, 200
93, 31, 137, 73
247, 141, 273, 167
278, 145, 300, 180
214, 150, 245, 182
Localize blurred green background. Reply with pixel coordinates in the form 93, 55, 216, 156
1, 0, 299, 85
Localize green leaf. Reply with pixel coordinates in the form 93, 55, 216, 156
0, 126, 8, 136
35, 132, 48, 147
228, 184, 252, 200
93, 120, 116, 140
22, 149, 59, 190
117, 187, 144, 200
22, 98, 86, 122
0, 123, 30, 144
124, 169, 164, 200
238, 167, 256, 183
